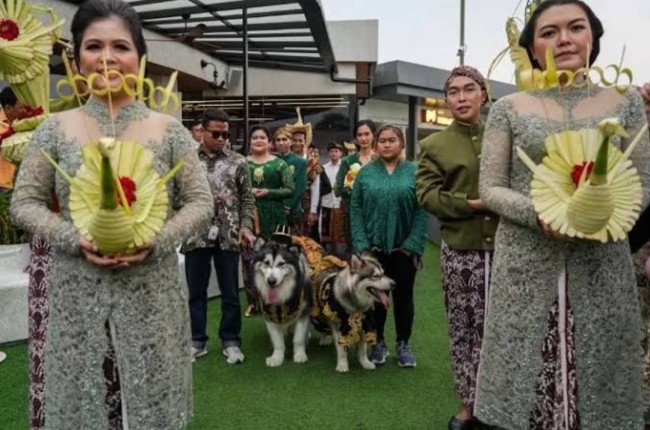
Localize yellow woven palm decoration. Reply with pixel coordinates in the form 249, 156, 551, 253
42, 137, 183, 254
517, 119, 647, 242
0, 0, 63, 108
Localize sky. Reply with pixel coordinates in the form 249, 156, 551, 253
321, 0, 650, 86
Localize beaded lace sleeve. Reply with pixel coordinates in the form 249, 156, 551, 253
11, 117, 82, 255
479, 97, 540, 230
153, 119, 213, 256
620, 89, 650, 209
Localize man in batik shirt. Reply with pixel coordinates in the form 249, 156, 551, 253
181, 108, 256, 364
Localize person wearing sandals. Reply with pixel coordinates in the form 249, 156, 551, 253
416, 66, 497, 430
350, 124, 428, 368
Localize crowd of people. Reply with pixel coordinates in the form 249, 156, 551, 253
4, 0, 650, 429
181, 105, 427, 370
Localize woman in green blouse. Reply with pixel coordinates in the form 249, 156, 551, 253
350, 124, 428, 368
243, 125, 293, 316
335, 119, 376, 249
247, 126, 293, 237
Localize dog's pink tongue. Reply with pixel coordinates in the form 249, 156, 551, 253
267, 289, 279, 303
378, 291, 390, 309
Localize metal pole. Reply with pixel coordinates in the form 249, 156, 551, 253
459, 0, 466, 65
242, 6, 249, 155
407, 96, 417, 160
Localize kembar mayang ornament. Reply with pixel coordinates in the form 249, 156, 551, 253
517, 118, 647, 242
0, 0, 63, 163
40, 54, 183, 255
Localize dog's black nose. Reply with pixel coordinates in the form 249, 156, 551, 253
268, 277, 277, 287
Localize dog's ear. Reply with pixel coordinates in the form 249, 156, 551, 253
350, 253, 363, 273
360, 249, 374, 259
298, 254, 312, 291
287, 244, 302, 255
253, 237, 266, 251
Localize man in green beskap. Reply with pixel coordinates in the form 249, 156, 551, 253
274, 126, 306, 234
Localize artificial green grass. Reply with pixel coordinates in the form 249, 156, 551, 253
0, 243, 459, 429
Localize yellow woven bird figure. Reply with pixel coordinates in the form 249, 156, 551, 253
517, 118, 647, 242
42, 138, 183, 255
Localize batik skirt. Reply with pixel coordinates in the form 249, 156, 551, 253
442, 243, 578, 429
319, 206, 346, 245
440, 243, 492, 412
28, 236, 123, 430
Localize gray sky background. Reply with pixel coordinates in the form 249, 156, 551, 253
321, 0, 650, 86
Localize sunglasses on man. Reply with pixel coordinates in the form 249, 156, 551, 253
207, 130, 230, 140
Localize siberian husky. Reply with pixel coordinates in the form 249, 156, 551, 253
311, 253, 394, 373
252, 238, 311, 367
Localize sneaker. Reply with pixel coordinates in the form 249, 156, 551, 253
191, 343, 208, 362
223, 346, 245, 364
369, 340, 389, 365
396, 341, 416, 368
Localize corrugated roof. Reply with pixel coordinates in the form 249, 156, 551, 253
66, 0, 336, 73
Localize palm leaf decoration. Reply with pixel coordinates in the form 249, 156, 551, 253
0, 0, 63, 109
42, 138, 184, 254
517, 119, 647, 242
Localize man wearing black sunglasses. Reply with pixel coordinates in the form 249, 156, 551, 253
181, 108, 256, 365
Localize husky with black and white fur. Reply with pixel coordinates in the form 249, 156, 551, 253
252, 237, 311, 367
311, 252, 394, 372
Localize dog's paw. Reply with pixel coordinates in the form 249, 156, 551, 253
293, 351, 308, 363
266, 354, 284, 367
360, 359, 376, 370
335, 362, 349, 373
318, 335, 333, 346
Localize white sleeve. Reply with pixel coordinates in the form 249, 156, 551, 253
310, 175, 320, 214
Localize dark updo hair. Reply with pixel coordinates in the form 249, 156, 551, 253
354, 119, 377, 136
249, 125, 271, 142
519, 0, 604, 69
71, 0, 147, 66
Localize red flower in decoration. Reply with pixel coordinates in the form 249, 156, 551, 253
0, 19, 19, 41
571, 161, 594, 186
22, 106, 44, 119
14, 106, 45, 122
0, 127, 15, 148
116, 176, 137, 207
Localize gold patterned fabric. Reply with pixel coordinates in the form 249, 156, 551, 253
309, 269, 377, 348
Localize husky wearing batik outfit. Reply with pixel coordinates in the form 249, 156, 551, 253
310, 253, 394, 373
252, 237, 311, 367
